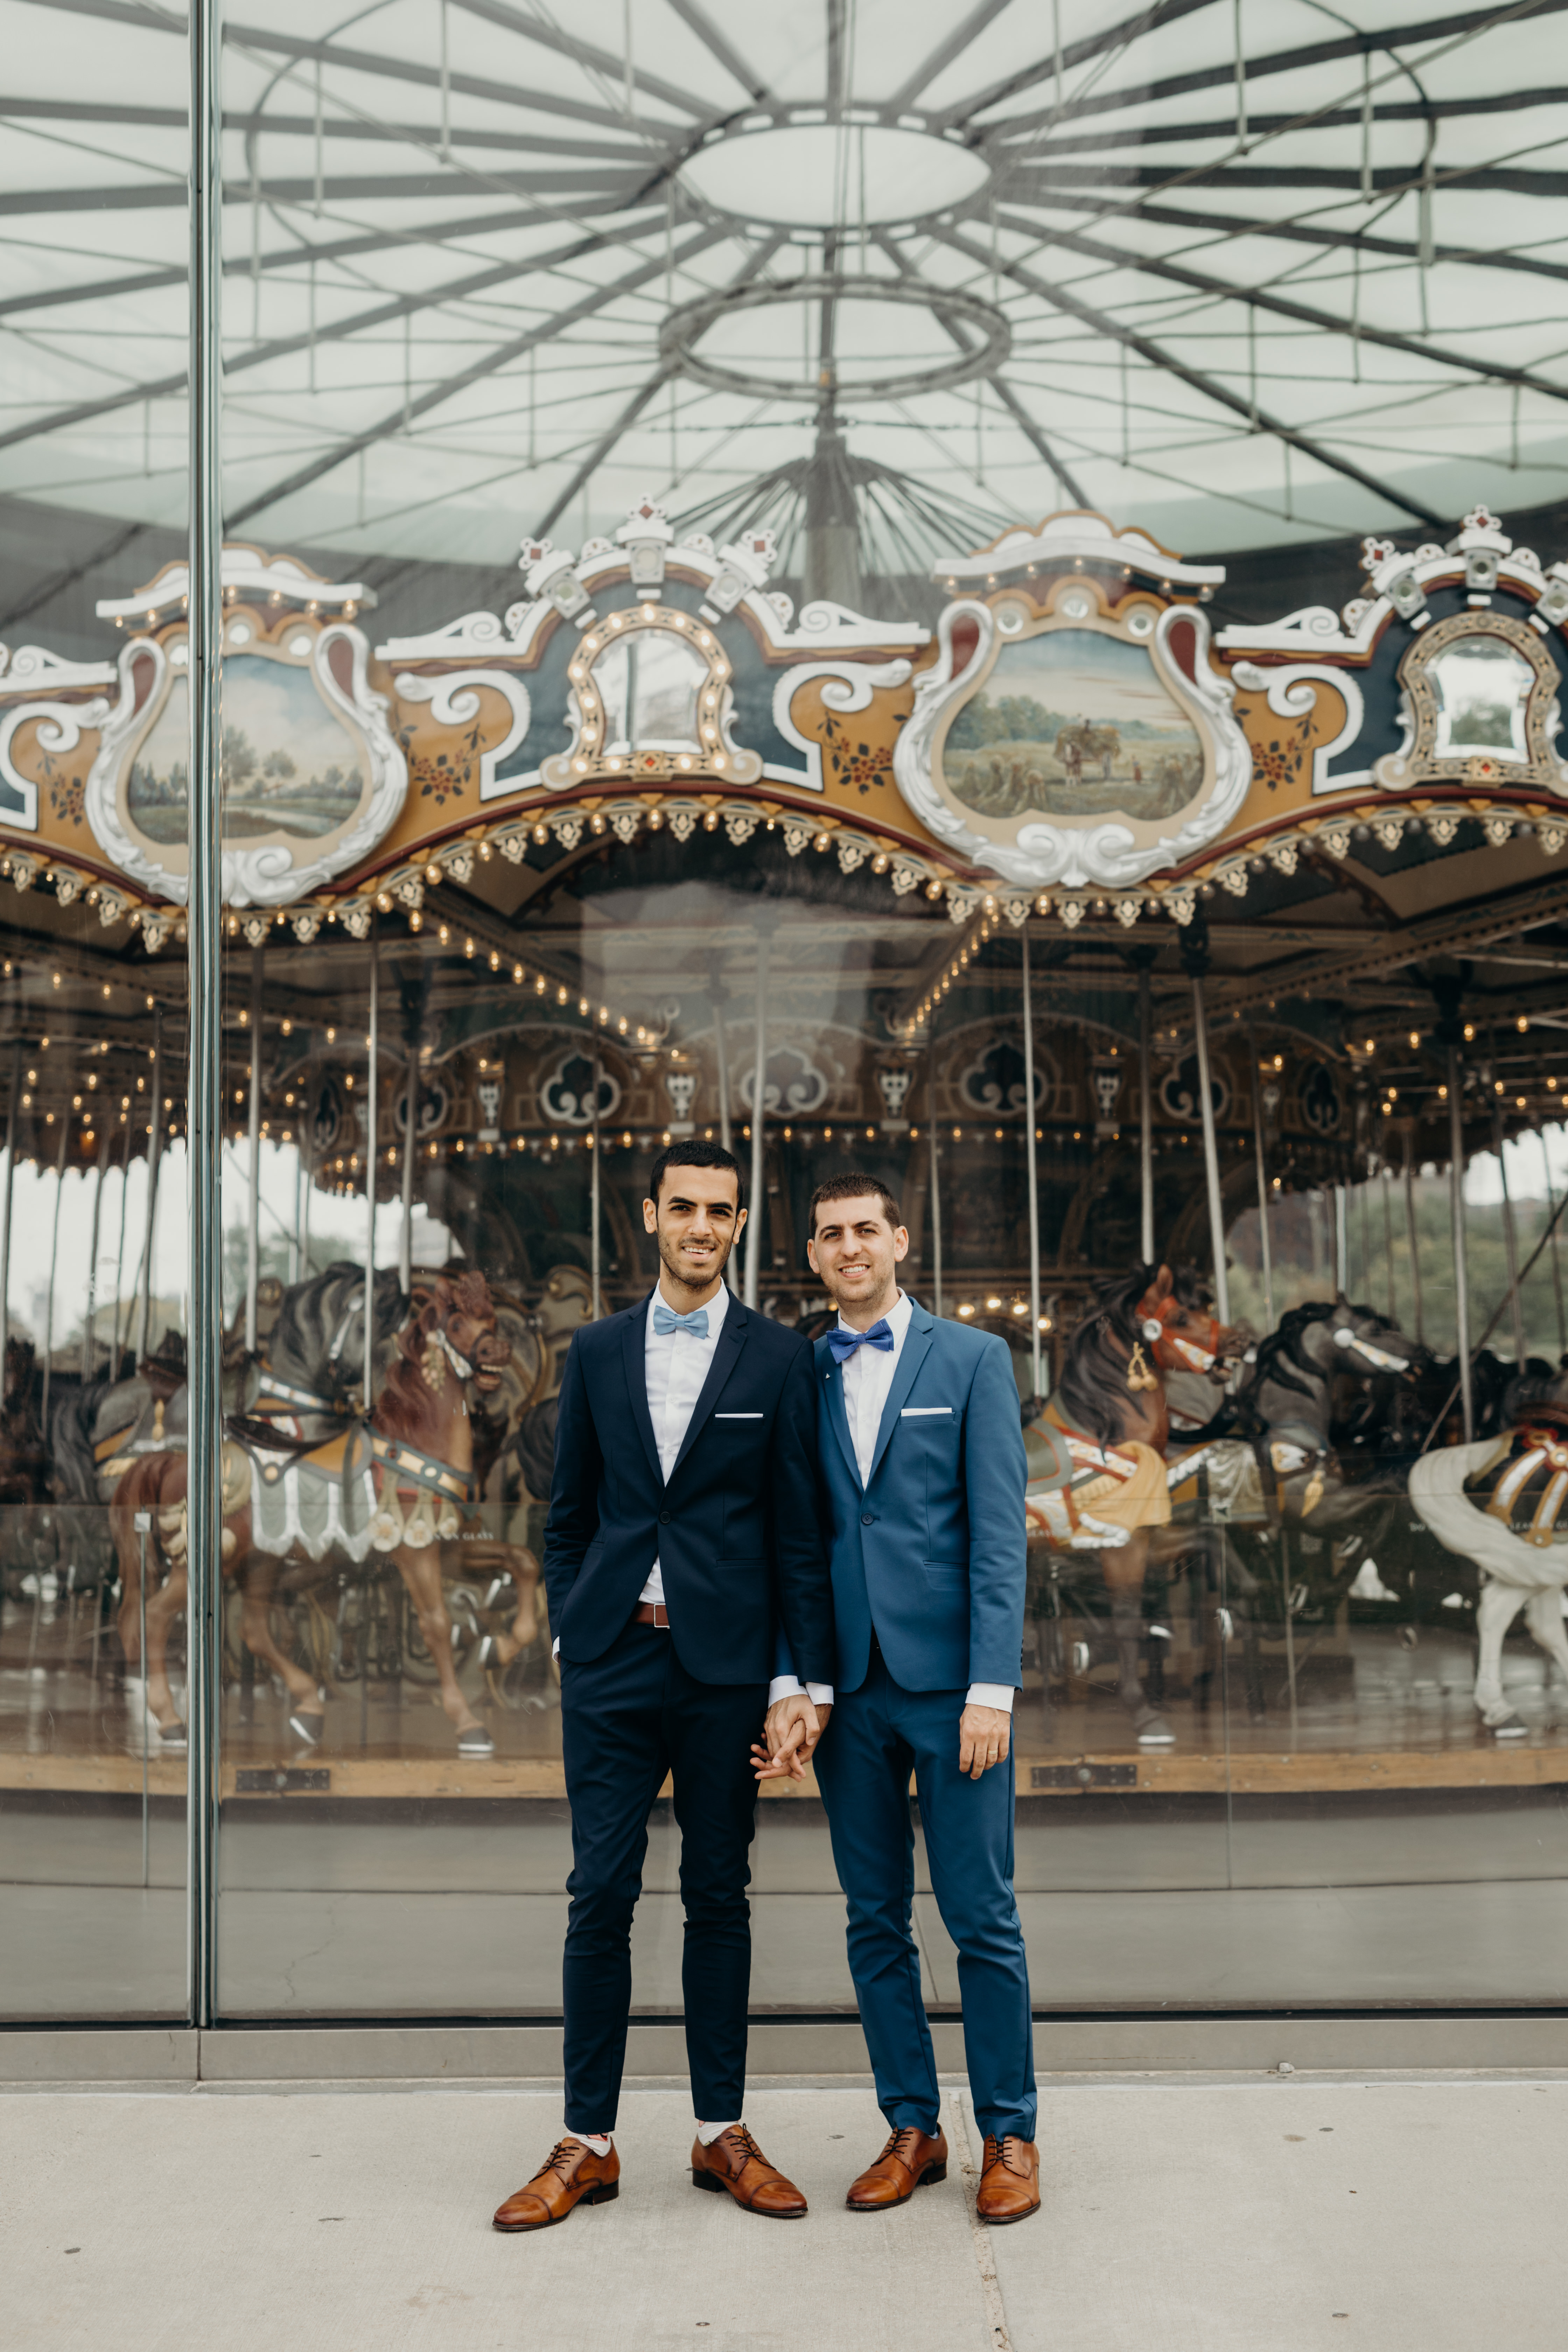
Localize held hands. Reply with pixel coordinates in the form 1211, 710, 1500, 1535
958, 1703, 1010, 1780
751, 1693, 833, 1783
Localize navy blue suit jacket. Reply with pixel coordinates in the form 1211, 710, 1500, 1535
779, 1300, 1028, 1695
544, 1291, 835, 1688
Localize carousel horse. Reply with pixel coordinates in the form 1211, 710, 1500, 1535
1231, 1298, 1428, 1528
1410, 1372, 1568, 1736
111, 1271, 512, 1753
1029, 1263, 1254, 1743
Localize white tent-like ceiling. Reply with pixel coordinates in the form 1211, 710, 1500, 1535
1, 0, 1566, 587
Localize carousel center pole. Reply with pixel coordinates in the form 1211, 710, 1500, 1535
135, 1008, 164, 1364
185, 0, 225, 2038
0, 1037, 20, 1389
1182, 930, 1231, 1323
1333, 1181, 1349, 1296
926, 1027, 943, 1320
363, 920, 379, 1415
1020, 925, 1042, 1395
743, 916, 772, 1310
1446, 1038, 1475, 1442
243, 943, 262, 1355
1246, 1015, 1275, 1332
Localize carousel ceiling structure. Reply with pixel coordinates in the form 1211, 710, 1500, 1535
0, 0, 1566, 600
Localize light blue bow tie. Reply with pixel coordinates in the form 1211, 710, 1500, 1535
653, 1300, 709, 1338
827, 1318, 894, 1363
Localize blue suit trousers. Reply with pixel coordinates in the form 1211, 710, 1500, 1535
814, 1651, 1036, 2145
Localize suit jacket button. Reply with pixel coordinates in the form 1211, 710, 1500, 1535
658, 1510, 671, 1525
861, 1512, 875, 1526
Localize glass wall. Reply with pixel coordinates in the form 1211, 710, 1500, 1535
5, 0, 1568, 2029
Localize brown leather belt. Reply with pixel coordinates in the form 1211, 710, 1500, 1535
632, 1602, 670, 1629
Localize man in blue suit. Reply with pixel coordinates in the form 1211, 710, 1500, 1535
764, 1172, 1039, 2224
493, 1141, 835, 2233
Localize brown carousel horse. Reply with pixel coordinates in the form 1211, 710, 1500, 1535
1033, 1263, 1253, 1743
111, 1272, 511, 1754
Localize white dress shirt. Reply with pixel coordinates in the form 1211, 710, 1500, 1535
639, 1278, 731, 1605
774, 1288, 1014, 1714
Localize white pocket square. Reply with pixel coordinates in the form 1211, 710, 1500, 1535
901, 1406, 953, 1417
715, 1411, 763, 1419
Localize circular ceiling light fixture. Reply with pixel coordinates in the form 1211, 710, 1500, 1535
680, 117, 991, 235
659, 273, 1010, 408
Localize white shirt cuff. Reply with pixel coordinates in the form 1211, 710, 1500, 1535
966, 1682, 1015, 1712
552, 1637, 560, 1658
766, 1676, 835, 1707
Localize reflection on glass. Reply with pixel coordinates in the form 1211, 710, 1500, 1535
594, 629, 708, 752
1430, 635, 1532, 760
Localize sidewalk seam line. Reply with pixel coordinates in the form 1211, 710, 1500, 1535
948, 2086, 1013, 2352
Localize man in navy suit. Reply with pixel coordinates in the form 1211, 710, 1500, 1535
493, 1142, 835, 2234
765, 1172, 1039, 2224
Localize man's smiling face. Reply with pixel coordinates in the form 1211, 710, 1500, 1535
807, 1193, 909, 1321
644, 1164, 746, 1302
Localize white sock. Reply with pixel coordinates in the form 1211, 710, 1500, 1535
696, 2119, 740, 2147
573, 2132, 612, 2156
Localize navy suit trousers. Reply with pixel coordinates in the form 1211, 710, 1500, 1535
560, 1618, 766, 2132
814, 1652, 1036, 2145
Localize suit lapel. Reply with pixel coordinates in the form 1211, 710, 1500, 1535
866, 1302, 937, 1490
817, 1340, 862, 1489
621, 1297, 663, 1486
667, 1301, 750, 1484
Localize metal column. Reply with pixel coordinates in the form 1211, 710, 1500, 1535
363, 923, 379, 1413
1447, 1042, 1474, 1443
0, 1037, 20, 1383
1403, 1132, 1424, 1346
184, 0, 225, 2036
590, 1052, 603, 1321
707, 970, 736, 1292
1333, 1184, 1349, 1296
40, 1109, 70, 1435
743, 921, 771, 1309
243, 944, 262, 1354
135, 1009, 164, 1363
1137, 960, 1154, 1266
1539, 1126, 1567, 1356
1188, 974, 1231, 1322
1492, 1096, 1527, 1369
1246, 1020, 1275, 1333
398, 1045, 418, 1292
926, 1032, 943, 1319
1020, 926, 1042, 1395
81, 1120, 111, 1377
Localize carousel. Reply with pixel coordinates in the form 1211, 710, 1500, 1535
2, 491, 1567, 1808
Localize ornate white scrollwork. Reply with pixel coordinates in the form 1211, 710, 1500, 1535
1230, 660, 1368, 794
771, 657, 915, 792
83, 622, 408, 907
393, 668, 532, 803
895, 600, 1252, 889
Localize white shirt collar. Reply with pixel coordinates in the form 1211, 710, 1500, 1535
648, 1278, 730, 1339
835, 1287, 910, 1344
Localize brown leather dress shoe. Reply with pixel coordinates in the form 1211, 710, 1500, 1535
846, 2125, 949, 2210
492, 2137, 621, 2231
976, 2134, 1040, 2224
690, 2126, 808, 2217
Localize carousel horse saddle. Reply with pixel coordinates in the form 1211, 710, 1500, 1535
1463, 1412, 1568, 1546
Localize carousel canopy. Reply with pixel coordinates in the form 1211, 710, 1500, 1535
0, 0, 1565, 590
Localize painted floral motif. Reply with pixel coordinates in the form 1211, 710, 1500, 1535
398, 713, 482, 807
821, 709, 892, 797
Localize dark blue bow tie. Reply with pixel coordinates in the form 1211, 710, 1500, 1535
827, 1318, 895, 1363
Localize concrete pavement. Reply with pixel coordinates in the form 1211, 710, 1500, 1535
6, 2075, 1568, 2350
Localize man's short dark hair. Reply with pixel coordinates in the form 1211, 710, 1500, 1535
808, 1170, 903, 1237
648, 1137, 744, 1209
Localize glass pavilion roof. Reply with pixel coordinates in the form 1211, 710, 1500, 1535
1, 0, 1565, 578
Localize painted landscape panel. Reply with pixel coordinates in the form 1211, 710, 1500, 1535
128, 655, 367, 842
944, 628, 1203, 821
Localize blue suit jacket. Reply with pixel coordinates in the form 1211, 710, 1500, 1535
780, 1299, 1028, 1695
544, 1292, 835, 1688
